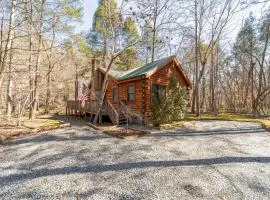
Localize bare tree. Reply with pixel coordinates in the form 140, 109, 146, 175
5, 0, 17, 118
134, 0, 177, 62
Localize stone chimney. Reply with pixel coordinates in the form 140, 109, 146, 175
91, 58, 102, 95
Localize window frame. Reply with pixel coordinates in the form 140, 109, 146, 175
127, 85, 135, 102
112, 87, 118, 102
151, 84, 166, 102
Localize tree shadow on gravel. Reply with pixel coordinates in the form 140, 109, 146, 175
0, 156, 269, 186
151, 126, 268, 137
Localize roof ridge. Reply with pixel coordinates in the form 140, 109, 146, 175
108, 55, 175, 81
117, 55, 175, 80
134, 55, 174, 71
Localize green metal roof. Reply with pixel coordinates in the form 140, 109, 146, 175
109, 56, 174, 81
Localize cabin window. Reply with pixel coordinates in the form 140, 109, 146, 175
152, 84, 166, 102
112, 88, 118, 102
127, 85, 135, 101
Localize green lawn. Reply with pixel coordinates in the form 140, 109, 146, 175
160, 113, 270, 130
187, 113, 270, 129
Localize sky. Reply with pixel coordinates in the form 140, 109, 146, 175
77, 0, 270, 41
76, 0, 98, 32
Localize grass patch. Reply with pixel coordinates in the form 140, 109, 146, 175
187, 113, 270, 129
160, 121, 185, 130
23, 118, 61, 129
158, 113, 270, 130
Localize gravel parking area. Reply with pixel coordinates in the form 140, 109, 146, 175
0, 119, 270, 200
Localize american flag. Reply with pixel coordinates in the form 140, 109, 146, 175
79, 85, 91, 108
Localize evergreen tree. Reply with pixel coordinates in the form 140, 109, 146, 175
91, 1, 140, 70
233, 14, 258, 112
92, 0, 119, 61
116, 17, 140, 70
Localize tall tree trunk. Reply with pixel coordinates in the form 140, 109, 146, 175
6, 0, 16, 117
0, 0, 16, 89
45, 62, 52, 113
194, 0, 200, 116
201, 76, 206, 112
151, 29, 156, 62
28, 0, 34, 120
210, 43, 218, 114
249, 28, 255, 115
44, 13, 56, 114
243, 66, 251, 112
32, 0, 45, 116
210, 43, 214, 113
103, 32, 108, 65
6, 40, 14, 118
214, 44, 219, 114
0, 18, 3, 83
191, 63, 196, 113
151, 0, 158, 62
250, 57, 254, 114
251, 61, 255, 114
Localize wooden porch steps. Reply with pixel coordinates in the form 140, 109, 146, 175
119, 113, 128, 125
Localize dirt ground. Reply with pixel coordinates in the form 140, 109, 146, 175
0, 115, 67, 144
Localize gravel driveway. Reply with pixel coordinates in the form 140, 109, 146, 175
0, 118, 270, 200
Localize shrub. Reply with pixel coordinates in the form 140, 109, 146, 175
150, 95, 171, 127
150, 78, 187, 127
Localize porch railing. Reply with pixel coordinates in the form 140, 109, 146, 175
66, 100, 98, 113
104, 98, 119, 125
67, 99, 121, 125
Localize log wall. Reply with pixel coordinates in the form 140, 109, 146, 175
104, 60, 190, 116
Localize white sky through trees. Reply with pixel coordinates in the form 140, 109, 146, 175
77, 0, 270, 43
77, 0, 98, 32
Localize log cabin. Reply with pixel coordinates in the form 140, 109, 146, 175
66, 55, 192, 125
